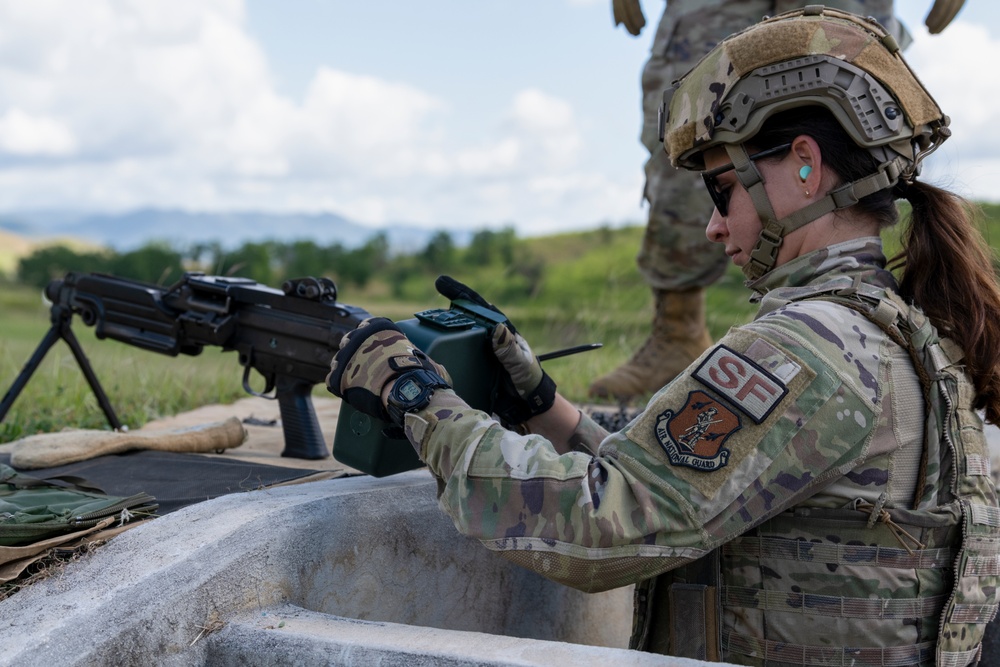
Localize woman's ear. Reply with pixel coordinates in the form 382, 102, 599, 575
791, 135, 822, 197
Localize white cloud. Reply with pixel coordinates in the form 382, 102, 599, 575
0, 0, 256, 159
291, 67, 447, 178
0, 108, 76, 156
510, 88, 575, 131
508, 88, 583, 169
0, 0, 645, 234
904, 19, 1000, 201
4, 0, 997, 242
450, 89, 583, 178
906, 22, 999, 151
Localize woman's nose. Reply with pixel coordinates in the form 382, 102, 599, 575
706, 208, 727, 243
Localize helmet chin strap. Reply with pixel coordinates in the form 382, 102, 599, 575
723, 143, 908, 283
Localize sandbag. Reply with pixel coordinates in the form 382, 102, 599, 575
9, 417, 247, 469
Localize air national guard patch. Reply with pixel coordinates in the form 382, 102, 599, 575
693, 345, 788, 424
654, 390, 741, 472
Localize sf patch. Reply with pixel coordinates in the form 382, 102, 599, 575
654, 390, 741, 472
693, 345, 788, 424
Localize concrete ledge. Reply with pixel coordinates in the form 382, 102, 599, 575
205, 603, 711, 667
0, 470, 645, 666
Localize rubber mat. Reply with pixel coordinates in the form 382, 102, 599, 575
0, 450, 324, 515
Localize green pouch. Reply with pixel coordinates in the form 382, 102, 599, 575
0, 464, 157, 546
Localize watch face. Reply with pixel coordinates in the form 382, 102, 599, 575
398, 378, 422, 401
387, 369, 448, 427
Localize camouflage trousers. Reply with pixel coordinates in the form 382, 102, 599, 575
637, 0, 900, 291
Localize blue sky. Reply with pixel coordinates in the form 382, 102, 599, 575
0, 1, 997, 238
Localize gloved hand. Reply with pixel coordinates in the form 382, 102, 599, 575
435, 275, 556, 424
326, 317, 450, 421
925, 0, 965, 34
490, 323, 557, 424
612, 0, 645, 36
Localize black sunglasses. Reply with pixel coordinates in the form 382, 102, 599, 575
701, 143, 792, 216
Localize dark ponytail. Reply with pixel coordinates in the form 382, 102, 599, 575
890, 182, 1000, 424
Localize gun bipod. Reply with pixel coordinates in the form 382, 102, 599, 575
0, 304, 123, 431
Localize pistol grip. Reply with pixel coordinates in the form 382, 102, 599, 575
276, 376, 329, 459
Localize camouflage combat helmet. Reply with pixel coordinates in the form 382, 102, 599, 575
659, 5, 951, 281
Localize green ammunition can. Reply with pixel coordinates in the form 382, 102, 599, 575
332, 299, 505, 476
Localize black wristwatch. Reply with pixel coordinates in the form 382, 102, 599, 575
386, 368, 451, 426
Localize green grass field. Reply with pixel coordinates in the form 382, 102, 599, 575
0, 226, 750, 443
2, 201, 998, 444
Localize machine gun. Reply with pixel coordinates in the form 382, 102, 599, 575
1, 271, 599, 474
0, 272, 371, 460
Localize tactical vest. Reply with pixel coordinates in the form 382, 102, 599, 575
630, 283, 1000, 666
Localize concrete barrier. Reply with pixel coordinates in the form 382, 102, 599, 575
0, 470, 706, 666
9, 419, 997, 665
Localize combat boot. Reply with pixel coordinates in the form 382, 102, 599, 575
588, 287, 713, 401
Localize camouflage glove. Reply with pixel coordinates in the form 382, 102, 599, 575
490, 324, 557, 424
326, 317, 451, 422
925, 0, 965, 34
612, 0, 645, 36
435, 275, 555, 424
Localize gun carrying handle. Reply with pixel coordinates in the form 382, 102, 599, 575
275, 375, 329, 460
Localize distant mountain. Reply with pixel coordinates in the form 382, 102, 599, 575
0, 209, 467, 252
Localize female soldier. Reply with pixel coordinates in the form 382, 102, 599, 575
328, 7, 1000, 665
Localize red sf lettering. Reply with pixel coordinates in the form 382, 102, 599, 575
736, 374, 778, 402
708, 355, 744, 389
694, 345, 789, 424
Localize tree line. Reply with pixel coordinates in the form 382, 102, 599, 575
15, 227, 534, 296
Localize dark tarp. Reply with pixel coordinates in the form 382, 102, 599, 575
0, 450, 323, 515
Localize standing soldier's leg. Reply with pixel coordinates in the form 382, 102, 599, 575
590, 1, 766, 400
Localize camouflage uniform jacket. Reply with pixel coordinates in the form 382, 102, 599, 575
403, 237, 999, 666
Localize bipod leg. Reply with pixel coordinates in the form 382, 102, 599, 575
0, 323, 63, 423
59, 323, 123, 430
0, 306, 123, 430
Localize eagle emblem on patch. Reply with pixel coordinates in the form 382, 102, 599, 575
654, 390, 741, 472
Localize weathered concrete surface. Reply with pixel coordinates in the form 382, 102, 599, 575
0, 397, 996, 666
0, 471, 655, 666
